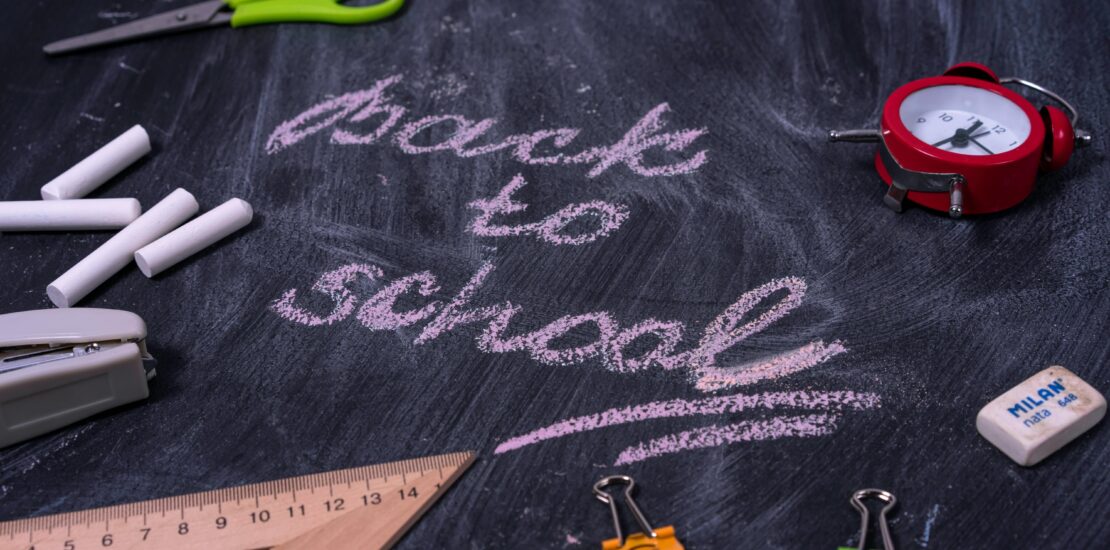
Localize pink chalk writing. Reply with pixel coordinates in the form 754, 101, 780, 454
536, 201, 629, 245
413, 262, 511, 345
674, 276, 807, 373
357, 272, 441, 330
468, 174, 630, 245
270, 260, 873, 462
468, 175, 533, 237
610, 319, 686, 373
266, 74, 875, 464
581, 103, 708, 178
493, 391, 880, 454
272, 262, 841, 387
395, 114, 498, 155
693, 340, 848, 392
265, 75, 709, 178
269, 76, 401, 151
614, 414, 839, 465
271, 264, 383, 326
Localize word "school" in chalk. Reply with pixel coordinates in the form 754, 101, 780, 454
272, 261, 846, 393
265, 75, 710, 178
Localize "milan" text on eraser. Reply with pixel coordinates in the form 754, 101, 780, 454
976, 366, 1105, 466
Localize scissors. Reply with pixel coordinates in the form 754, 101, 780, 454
43, 0, 404, 55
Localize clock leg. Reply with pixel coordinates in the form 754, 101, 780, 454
883, 185, 908, 212
948, 177, 966, 218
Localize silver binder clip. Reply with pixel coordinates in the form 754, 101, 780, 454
847, 488, 898, 550
594, 475, 657, 546
0, 308, 156, 448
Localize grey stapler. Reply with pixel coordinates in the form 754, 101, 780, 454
0, 308, 155, 448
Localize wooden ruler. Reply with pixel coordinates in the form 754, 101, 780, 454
0, 451, 475, 550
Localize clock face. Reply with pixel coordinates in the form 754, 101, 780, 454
898, 84, 1032, 156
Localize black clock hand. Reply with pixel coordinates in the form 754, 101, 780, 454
932, 135, 957, 147
932, 119, 984, 147
935, 130, 994, 151
969, 135, 994, 154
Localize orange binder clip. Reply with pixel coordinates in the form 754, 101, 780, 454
593, 475, 684, 550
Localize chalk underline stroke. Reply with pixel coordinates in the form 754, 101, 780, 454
493, 390, 880, 455
615, 413, 842, 465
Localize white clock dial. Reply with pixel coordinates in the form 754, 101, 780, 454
898, 84, 1032, 156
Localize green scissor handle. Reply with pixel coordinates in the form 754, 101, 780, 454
226, 0, 404, 27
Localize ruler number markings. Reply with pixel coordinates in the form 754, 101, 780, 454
1, 452, 473, 550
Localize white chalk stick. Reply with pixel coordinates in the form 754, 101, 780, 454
0, 199, 141, 231
47, 188, 198, 308
40, 125, 151, 201
134, 198, 253, 278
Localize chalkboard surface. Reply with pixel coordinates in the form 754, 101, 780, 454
1, 1, 1107, 548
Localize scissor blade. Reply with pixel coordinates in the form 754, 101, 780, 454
43, 0, 232, 56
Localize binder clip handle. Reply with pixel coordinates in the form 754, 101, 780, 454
849, 488, 897, 550
593, 475, 656, 546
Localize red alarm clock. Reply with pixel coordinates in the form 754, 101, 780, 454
829, 63, 1092, 217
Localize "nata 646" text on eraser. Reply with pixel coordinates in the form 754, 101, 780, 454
976, 366, 1105, 466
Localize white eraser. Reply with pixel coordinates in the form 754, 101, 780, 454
134, 198, 253, 278
47, 188, 198, 308
0, 198, 141, 231
41, 125, 151, 200
977, 366, 1106, 466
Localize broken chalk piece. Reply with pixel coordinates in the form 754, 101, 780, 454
977, 366, 1106, 466
47, 188, 198, 308
41, 125, 151, 200
134, 198, 253, 278
0, 198, 140, 231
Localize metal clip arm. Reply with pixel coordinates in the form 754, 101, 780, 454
1001, 77, 1092, 148
849, 489, 897, 550
594, 475, 657, 546
828, 129, 882, 143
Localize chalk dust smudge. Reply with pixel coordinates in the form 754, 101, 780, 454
916, 504, 941, 547
97, 11, 137, 21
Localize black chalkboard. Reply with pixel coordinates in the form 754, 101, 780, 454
2, 1, 1108, 548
